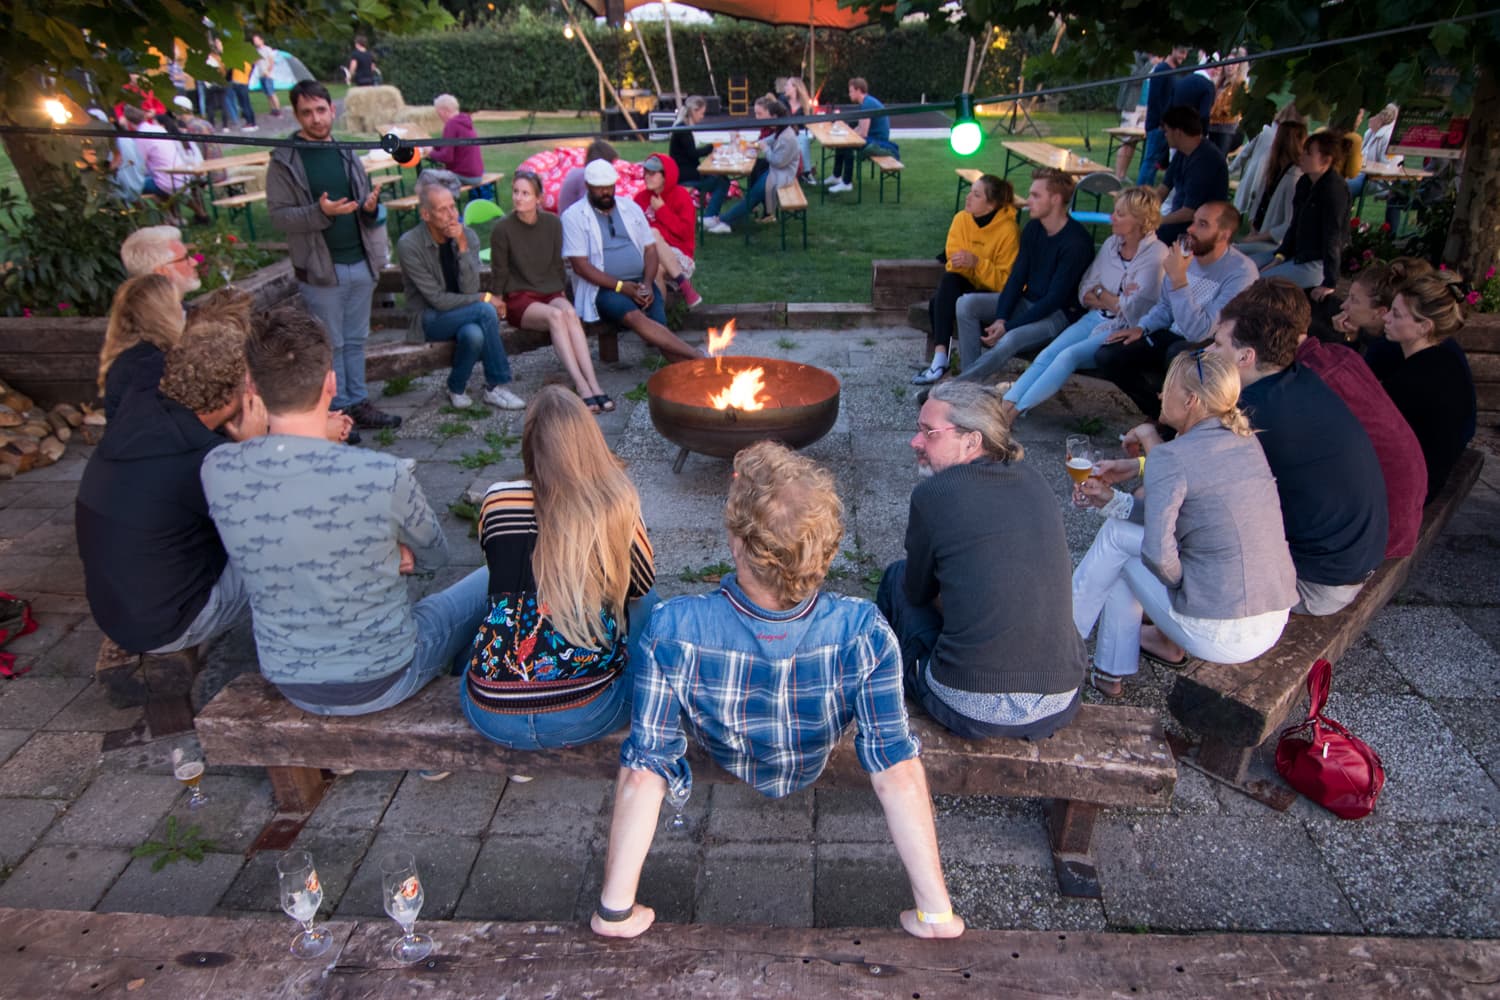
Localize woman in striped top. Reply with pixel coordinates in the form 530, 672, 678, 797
460, 386, 656, 748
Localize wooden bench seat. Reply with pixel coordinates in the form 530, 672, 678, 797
746, 182, 809, 251
210, 191, 265, 210
1169, 447, 1485, 783
867, 154, 904, 203
94, 637, 200, 737
197, 673, 1175, 899
7, 908, 1495, 998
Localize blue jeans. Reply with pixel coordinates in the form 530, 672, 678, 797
595, 286, 667, 326
299, 262, 376, 410
286, 567, 490, 716
230, 83, 255, 126
457, 589, 659, 749
835, 139, 898, 184
721, 174, 768, 225
1258, 258, 1326, 289
423, 301, 512, 395
685, 177, 729, 219
1005, 310, 1111, 413
1136, 128, 1167, 186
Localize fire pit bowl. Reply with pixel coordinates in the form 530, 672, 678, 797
647, 356, 841, 471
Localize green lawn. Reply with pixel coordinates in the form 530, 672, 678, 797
0, 103, 1415, 307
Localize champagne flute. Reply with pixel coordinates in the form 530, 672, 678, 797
276, 851, 333, 959
380, 851, 433, 963
1065, 434, 1095, 508
171, 746, 209, 811
664, 782, 690, 834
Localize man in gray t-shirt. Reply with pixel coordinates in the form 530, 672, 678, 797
202, 308, 487, 719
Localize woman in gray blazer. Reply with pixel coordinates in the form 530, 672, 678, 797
1071, 349, 1299, 697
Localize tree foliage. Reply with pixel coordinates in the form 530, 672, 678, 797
0, 0, 454, 114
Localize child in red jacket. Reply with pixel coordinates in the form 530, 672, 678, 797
635, 155, 702, 309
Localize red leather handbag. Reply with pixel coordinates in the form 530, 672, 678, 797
1274, 659, 1385, 819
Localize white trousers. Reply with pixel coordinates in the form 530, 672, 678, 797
1072, 519, 1290, 677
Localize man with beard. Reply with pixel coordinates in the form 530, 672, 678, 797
876, 380, 1084, 740
266, 80, 402, 445
1091, 201, 1257, 419
561, 159, 700, 362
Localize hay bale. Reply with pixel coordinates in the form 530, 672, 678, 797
340, 85, 406, 134
397, 106, 443, 137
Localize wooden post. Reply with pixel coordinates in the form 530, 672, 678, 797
962, 37, 977, 95
267, 766, 329, 813
637, 29, 665, 100
566, 5, 641, 132
660, 0, 683, 108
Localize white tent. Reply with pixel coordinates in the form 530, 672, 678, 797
622, 2, 715, 23
248, 50, 313, 91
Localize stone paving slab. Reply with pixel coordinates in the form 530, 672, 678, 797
1367, 605, 1500, 698
1430, 697, 1500, 786
150, 773, 277, 856
576, 835, 701, 925
0, 846, 132, 910
381, 771, 506, 838
704, 783, 814, 842
42, 771, 184, 849
42, 681, 145, 733
0, 677, 87, 730
943, 859, 1108, 931
0, 730, 101, 799
813, 841, 917, 928
696, 842, 815, 926
97, 852, 244, 917
0, 728, 29, 766
218, 823, 377, 917
29, 622, 106, 680
0, 797, 64, 868
454, 833, 592, 922
334, 831, 482, 921
300, 771, 404, 833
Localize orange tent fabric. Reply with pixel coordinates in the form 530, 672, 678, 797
579, 0, 873, 30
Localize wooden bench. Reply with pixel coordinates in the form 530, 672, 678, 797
209, 190, 266, 240
745, 182, 809, 251
197, 673, 1175, 899
954, 169, 1029, 213
7, 908, 1496, 998
866, 154, 904, 203
1169, 448, 1485, 785
94, 637, 201, 737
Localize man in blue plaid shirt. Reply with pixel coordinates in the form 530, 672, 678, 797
591, 442, 964, 942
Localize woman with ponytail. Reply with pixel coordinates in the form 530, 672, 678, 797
461, 385, 657, 747
1069, 349, 1298, 698
1252, 130, 1355, 298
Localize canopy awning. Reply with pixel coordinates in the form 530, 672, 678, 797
577, 0, 874, 30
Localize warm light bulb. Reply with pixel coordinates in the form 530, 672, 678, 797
563, 23, 575, 39
624, 20, 633, 31
950, 120, 982, 156
43, 98, 71, 125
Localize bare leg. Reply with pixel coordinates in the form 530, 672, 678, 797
1114, 140, 1137, 180
651, 230, 683, 280
1140, 623, 1186, 663
622, 309, 700, 361
521, 299, 604, 399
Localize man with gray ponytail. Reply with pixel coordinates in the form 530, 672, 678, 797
877, 380, 1085, 739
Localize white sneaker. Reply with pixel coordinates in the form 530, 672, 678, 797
911, 362, 947, 385
448, 390, 473, 408
241, 124, 258, 132
828, 180, 853, 194
704, 218, 731, 235
483, 385, 526, 410
822, 174, 842, 186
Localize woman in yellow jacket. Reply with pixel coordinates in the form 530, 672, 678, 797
923, 175, 1019, 378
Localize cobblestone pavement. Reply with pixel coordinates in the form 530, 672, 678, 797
1, 326, 1496, 937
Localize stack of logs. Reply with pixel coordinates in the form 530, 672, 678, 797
0, 378, 103, 479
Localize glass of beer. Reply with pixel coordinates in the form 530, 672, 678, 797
1065, 435, 1095, 508
171, 746, 209, 811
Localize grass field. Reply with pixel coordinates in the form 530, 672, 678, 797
0, 98, 1406, 307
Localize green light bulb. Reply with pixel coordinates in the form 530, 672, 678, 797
950, 120, 982, 156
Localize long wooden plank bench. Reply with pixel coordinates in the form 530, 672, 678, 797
197, 673, 1175, 899
1169, 447, 1485, 784
7, 907, 1497, 998
745, 182, 809, 251
866, 154, 905, 203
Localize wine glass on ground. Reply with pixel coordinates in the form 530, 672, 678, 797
1064, 435, 1095, 508
218, 263, 233, 288
665, 783, 690, 834
276, 851, 333, 959
380, 851, 434, 963
171, 746, 209, 811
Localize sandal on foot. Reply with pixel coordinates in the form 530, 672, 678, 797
1089, 667, 1125, 699
1140, 647, 1189, 670
584, 395, 603, 414
595, 394, 616, 412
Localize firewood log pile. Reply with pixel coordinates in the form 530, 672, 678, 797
0, 379, 102, 479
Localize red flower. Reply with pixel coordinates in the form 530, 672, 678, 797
227, 234, 238, 243
1350, 218, 1360, 229
1362, 249, 1374, 259
1380, 222, 1391, 232
57, 302, 71, 311
1486, 267, 1495, 281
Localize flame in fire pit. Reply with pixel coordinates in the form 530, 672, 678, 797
707, 366, 768, 411
706, 318, 738, 358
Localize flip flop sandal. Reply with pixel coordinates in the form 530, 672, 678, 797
1089, 667, 1125, 700
596, 395, 617, 412
1140, 647, 1189, 670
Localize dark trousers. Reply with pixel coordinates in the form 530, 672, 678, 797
875, 560, 1080, 742
1090, 329, 1189, 420
928, 271, 977, 353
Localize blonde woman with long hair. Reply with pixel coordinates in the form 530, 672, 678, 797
462, 385, 656, 747
98, 273, 186, 417
1071, 349, 1298, 698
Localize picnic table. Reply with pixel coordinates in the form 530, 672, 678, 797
1357, 160, 1437, 235
1000, 140, 1109, 181
806, 119, 866, 204
1103, 126, 1146, 164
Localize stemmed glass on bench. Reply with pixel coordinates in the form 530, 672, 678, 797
381, 851, 434, 963
276, 850, 333, 959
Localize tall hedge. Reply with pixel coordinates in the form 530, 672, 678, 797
286, 21, 1024, 113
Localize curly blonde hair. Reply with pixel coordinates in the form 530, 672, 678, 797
97, 274, 185, 393
160, 319, 247, 415
724, 441, 843, 606
1114, 185, 1162, 235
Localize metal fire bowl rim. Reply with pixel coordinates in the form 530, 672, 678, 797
645, 355, 841, 459
645, 355, 841, 409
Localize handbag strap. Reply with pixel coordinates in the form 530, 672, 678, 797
1303, 658, 1333, 718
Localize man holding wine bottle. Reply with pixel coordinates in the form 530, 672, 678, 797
877, 380, 1086, 741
